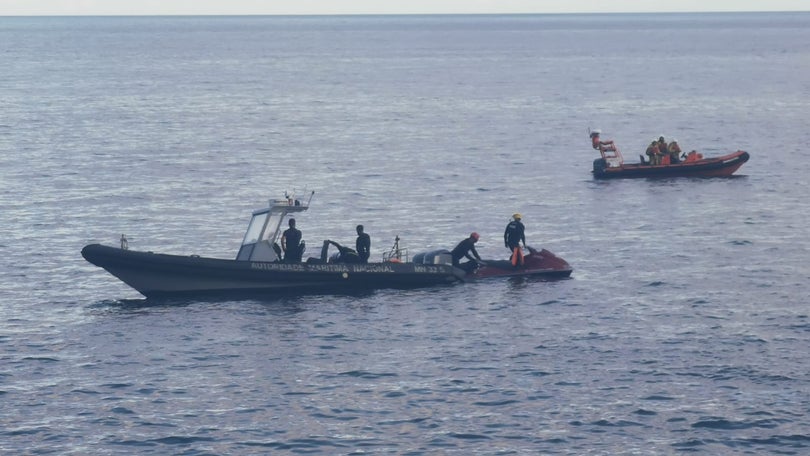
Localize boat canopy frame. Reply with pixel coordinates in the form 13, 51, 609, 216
235, 191, 314, 262
598, 143, 624, 168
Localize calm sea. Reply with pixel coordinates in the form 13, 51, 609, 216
2, 13, 809, 455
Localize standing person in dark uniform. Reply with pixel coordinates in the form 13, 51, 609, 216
281, 218, 303, 262
451, 232, 483, 273
355, 224, 371, 263
504, 213, 526, 266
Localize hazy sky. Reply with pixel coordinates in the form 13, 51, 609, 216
2, 0, 810, 16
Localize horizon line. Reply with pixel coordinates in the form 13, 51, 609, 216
2, 9, 810, 17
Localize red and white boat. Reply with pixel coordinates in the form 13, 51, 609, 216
590, 133, 750, 179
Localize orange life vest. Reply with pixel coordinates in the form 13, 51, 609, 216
511, 246, 525, 266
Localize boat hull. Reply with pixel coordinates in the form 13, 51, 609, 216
593, 150, 749, 179
471, 247, 573, 280
82, 244, 465, 298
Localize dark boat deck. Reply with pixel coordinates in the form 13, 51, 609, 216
82, 244, 465, 298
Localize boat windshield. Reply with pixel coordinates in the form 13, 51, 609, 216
262, 212, 284, 242
241, 212, 267, 246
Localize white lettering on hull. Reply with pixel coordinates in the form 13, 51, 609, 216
250, 262, 447, 275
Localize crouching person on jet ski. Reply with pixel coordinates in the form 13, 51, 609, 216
451, 232, 485, 273
323, 239, 363, 264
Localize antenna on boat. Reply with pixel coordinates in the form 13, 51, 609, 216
282, 189, 315, 207
383, 235, 407, 262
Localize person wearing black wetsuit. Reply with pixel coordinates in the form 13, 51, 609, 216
281, 218, 303, 262
355, 224, 371, 263
504, 213, 526, 266
451, 232, 482, 273
326, 240, 361, 264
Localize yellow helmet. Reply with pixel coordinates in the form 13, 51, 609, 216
513, 213, 522, 220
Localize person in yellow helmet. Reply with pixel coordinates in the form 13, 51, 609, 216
504, 213, 526, 266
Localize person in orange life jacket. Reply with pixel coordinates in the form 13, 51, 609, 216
590, 129, 614, 151
504, 213, 526, 267
668, 139, 682, 163
657, 136, 669, 157
646, 140, 661, 165
658, 136, 669, 154
281, 218, 304, 263
451, 232, 483, 273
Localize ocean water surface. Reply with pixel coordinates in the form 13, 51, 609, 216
1, 13, 810, 454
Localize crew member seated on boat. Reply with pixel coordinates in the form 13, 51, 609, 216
451, 232, 483, 273
324, 240, 362, 264
281, 218, 304, 263
684, 150, 704, 162
646, 140, 662, 165
355, 224, 371, 263
590, 129, 615, 151
668, 139, 682, 163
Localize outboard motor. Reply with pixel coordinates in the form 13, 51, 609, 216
413, 249, 452, 265
593, 157, 607, 174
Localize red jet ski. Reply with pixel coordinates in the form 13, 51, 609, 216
470, 246, 573, 280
